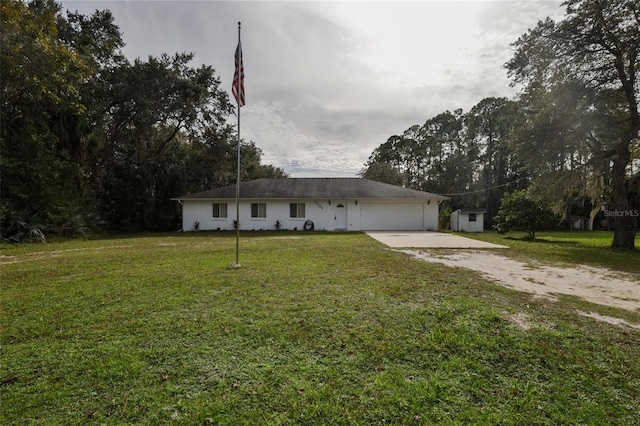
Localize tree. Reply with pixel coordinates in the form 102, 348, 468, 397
361, 130, 422, 189
1, 0, 286, 236
493, 190, 557, 240
89, 52, 241, 230
360, 102, 523, 216
465, 97, 520, 220
419, 109, 469, 195
358, 161, 404, 186
506, 0, 640, 249
238, 141, 288, 181
508, 81, 595, 225
0, 0, 92, 229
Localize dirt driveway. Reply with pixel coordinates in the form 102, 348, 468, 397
365, 232, 639, 327
400, 249, 640, 328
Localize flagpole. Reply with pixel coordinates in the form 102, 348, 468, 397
235, 21, 241, 267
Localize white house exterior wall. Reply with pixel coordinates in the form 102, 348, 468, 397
183, 200, 355, 231
423, 202, 440, 231
249, 200, 359, 231
182, 199, 441, 231
182, 200, 230, 231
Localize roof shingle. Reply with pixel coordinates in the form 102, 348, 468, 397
177, 178, 448, 200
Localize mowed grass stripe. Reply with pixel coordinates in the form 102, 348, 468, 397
1, 232, 639, 425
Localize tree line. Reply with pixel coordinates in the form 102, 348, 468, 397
360, 0, 639, 250
1, 0, 285, 240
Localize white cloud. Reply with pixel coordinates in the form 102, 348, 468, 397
61, 0, 566, 177
242, 100, 371, 177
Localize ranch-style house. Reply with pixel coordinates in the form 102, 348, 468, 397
175, 178, 448, 232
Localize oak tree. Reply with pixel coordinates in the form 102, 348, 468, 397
507, 0, 640, 249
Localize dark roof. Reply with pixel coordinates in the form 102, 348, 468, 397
176, 178, 448, 201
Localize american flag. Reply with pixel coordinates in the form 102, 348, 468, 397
232, 42, 245, 107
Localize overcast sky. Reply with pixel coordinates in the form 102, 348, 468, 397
60, 0, 566, 177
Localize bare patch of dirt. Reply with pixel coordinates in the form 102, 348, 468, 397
0, 245, 134, 264
506, 312, 535, 330
402, 249, 640, 318
0, 255, 19, 265
575, 310, 640, 330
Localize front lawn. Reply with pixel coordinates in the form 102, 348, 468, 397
1, 232, 639, 424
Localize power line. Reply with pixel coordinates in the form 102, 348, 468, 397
442, 176, 531, 196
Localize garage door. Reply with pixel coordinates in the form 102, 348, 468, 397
360, 203, 423, 231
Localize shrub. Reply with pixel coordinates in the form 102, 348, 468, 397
0, 207, 47, 243
493, 190, 557, 240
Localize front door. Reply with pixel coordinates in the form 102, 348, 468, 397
334, 203, 347, 230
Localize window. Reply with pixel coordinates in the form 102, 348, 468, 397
212, 203, 227, 218
290, 203, 305, 218
468, 213, 477, 222
251, 203, 267, 218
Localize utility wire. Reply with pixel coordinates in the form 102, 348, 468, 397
442, 176, 531, 196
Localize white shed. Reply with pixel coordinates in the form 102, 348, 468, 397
450, 209, 485, 232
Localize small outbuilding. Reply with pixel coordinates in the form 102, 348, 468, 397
569, 215, 590, 230
174, 178, 448, 232
450, 209, 485, 233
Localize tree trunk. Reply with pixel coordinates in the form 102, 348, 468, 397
588, 206, 600, 231
610, 144, 636, 250
609, 30, 640, 249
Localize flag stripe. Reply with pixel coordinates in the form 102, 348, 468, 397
233, 42, 245, 107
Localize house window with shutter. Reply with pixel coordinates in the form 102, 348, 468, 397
468, 213, 477, 222
290, 203, 305, 218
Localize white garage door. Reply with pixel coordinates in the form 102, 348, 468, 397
360, 203, 424, 231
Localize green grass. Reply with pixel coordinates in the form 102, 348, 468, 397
1, 232, 639, 424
